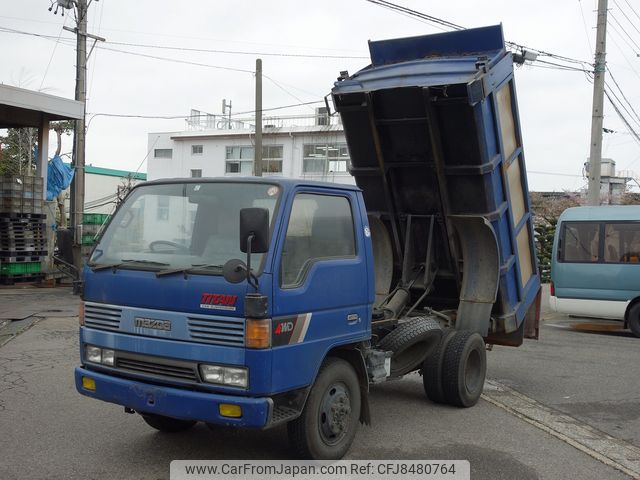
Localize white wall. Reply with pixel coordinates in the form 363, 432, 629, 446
147, 130, 356, 186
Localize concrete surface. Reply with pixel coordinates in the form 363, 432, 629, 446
0, 285, 637, 480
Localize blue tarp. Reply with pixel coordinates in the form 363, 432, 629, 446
47, 155, 74, 201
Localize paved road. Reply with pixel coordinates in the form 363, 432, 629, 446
0, 286, 637, 479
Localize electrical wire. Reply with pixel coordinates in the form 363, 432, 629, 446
622, 0, 640, 23
607, 68, 640, 125
577, 0, 594, 56
609, 12, 640, 52
102, 39, 368, 60
613, 0, 640, 36
39, 15, 67, 91
604, 89, 640, 147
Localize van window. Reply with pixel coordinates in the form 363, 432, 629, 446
281, 194, 356, 287
560, 222, 600, 262
604, 223, 640, 263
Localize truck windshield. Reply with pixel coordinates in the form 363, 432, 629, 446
89, 182, 280, 274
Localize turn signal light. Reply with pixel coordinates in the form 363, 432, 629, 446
245, 318, 271, 349
79, 302, 85, 326
219, 404, 242, 418
82, 376, 96, 391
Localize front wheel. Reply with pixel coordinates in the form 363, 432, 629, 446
288, 358, 361, 459
140, 413, 197, 433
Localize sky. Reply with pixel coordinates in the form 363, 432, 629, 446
1, 0, 639, 192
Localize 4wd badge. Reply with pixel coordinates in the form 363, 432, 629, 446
200, 293, 238, 311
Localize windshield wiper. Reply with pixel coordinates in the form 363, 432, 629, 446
155, 263, 224, 277
91, 259, 170, 272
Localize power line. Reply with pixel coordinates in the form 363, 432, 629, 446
621, 0, 640, 22
606, 68, 640, 125
103, 39, 368, 60
97, 45, 255, 73
609, 12, 640, 51
577, 0, 594, 55
604, 89, 640, 147
86, 100, 325, 123
39, 15, 67, 90
613, 0, 640, 36
606, 21, 640, 56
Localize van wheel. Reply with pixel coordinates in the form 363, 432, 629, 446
422, 328, 456, 403
140, 413, 197, 432
628, 303, 640, 337
288, 358, 360, 459
441, 331, 487, 407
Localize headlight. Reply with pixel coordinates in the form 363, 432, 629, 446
85, 345, 102, 364
199, 364, 248, 388
85, 345, 115, 366
101, 349, 115, 366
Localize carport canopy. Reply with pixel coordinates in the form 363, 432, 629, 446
0, 84, 84, 199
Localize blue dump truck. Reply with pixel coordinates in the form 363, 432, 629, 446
75, 25, 541, 459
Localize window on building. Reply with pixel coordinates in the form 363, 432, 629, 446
157, 196, 170, 221
604, 223, 640, 263
225, 145, 283, 174
280, 193, 356, 287
191, 144, 203, 155
154, 148, 173, 159
262, 145, 283, 174
302, 143, 350, 175
560, 222, 600, 263
190, 169, 202, 178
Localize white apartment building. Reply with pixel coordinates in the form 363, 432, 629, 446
147, 109, 356, 185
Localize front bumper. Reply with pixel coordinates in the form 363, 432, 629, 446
75, 367, 271, 428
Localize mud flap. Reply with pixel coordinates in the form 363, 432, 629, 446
450, 215, 500, 336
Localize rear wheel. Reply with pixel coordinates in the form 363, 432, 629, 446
628, 303, 640, 338
422, 328, 456, 404
140, 413, 197, 433
441, 331, 487, 408
288, 358, 360, 459
378, 316, 442, 377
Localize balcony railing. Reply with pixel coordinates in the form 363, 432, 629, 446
185, 113, 342, 131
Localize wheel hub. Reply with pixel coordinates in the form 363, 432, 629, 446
319, 384, 351, 444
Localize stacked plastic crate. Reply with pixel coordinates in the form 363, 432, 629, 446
81, 213, 110, 259
0, 175, 47, 285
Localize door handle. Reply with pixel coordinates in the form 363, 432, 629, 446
347, 313, 360, 324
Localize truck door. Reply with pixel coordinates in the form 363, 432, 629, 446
270, 189, 371, 390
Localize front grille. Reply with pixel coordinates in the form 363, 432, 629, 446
84, 303, 122, 331
115, 355, 198, 382
187, 316, 245, 346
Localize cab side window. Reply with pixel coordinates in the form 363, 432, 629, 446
281, 193, 356, 287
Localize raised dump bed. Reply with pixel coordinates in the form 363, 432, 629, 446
332, 25, 541, 345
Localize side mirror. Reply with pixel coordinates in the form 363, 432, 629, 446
222, 258, 247, 284
240, 208, 269, 254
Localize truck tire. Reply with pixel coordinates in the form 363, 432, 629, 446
288, 357, 360, 459
441, 331, 487, 408
140, 413, 197, 433
378, 316, 442, 377
628, 303, 640, 338
422, 328, 456, 404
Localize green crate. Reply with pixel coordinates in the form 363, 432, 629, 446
82, 213, 111, 225
0, 261, 42, 275
81, 234, 97, 245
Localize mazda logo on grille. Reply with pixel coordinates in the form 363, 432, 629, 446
134, 317, 172, 331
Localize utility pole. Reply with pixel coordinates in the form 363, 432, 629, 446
70, 0, 88, 267
51, 0, 104, 271
254, 58, 263, 177
587, 0, 609, 206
